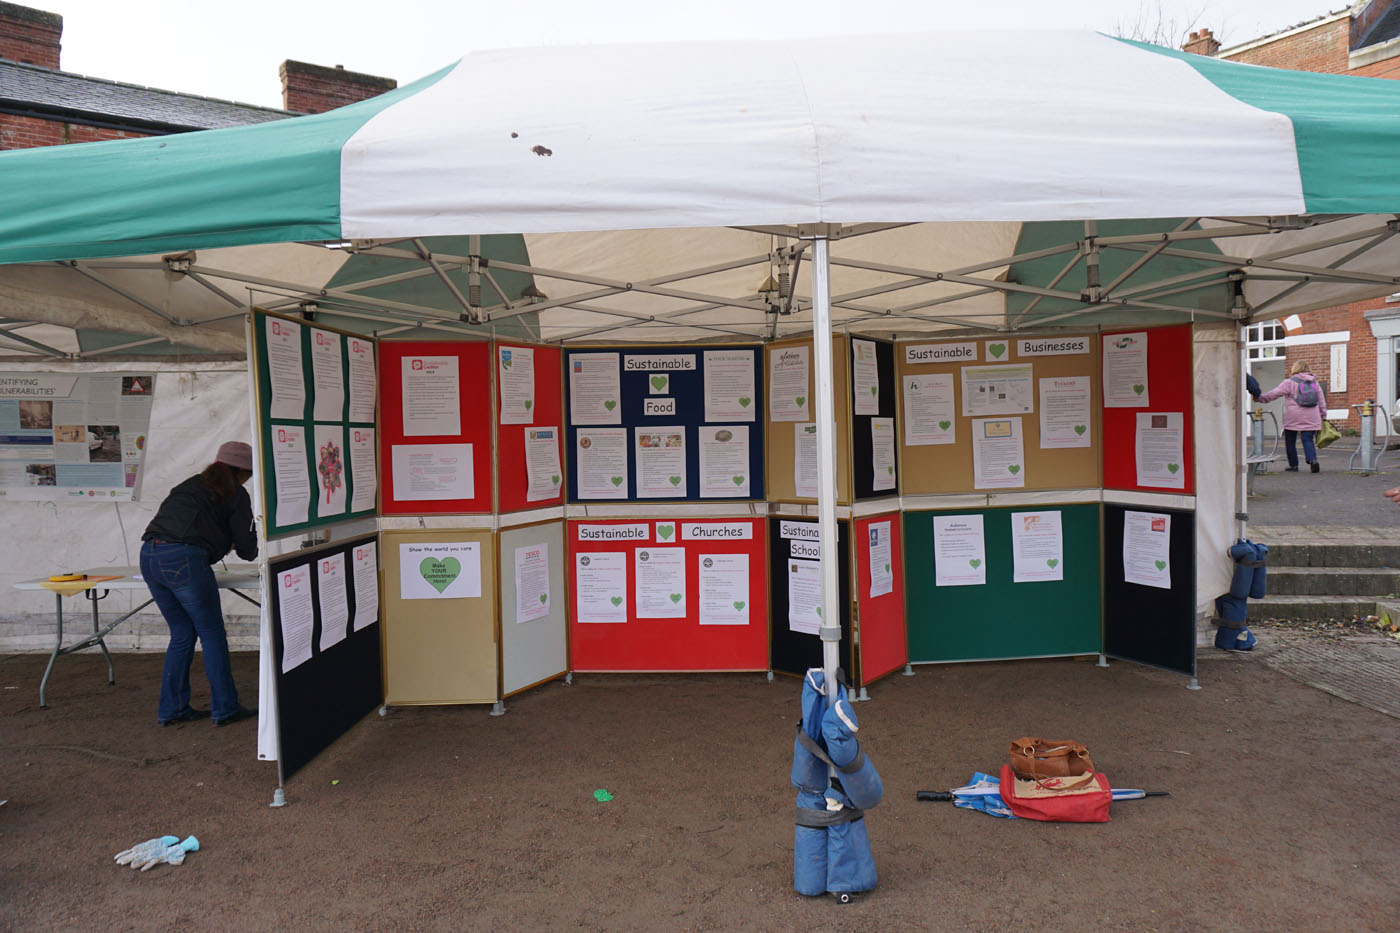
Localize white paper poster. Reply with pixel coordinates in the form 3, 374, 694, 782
570, 352, 622, 425
868, 520, 893, 598
348, 427, 376, 513
769, 345, 810, 421
635, 426, 687, 497
576, 551, 627, 623
576, 428, 628, 499
401, 356, 461, 436
698, 425, 749, 498
346, 337, 376, 424
1103, 332, 1150, 407
1039, 376, 1092, 448
961, 363, 1034, 417
692, 554, 746, 626
351, 541, 379, 631
312, 425, 347, 518
1123, 510, 1172, 589
309, 327, 345, 423
853, 339, 880, 416
277, 563, 315, 673
498, 345, 536, 425
787, 558, 823, 634
1135, 412, 1186, 489
703, 349, 757, 422
635, 546, 687, 619
524, 427, 562, 502
971, 417, 1025, 490
317, 552, 350, 651
794, 423, 819, 498
933, 514, 986, 587
391, 443, 474, 501
399, 541, 482, 599
871, 417, 896, 491
1011, 511, 1064, 583
271, 424, 310, 528
902, 373, 956, 446
264, 317, 305, 421
514, 542, 551, 624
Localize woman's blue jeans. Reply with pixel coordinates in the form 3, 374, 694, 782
140, 540, 240, 722
1283, 429, 1317, 469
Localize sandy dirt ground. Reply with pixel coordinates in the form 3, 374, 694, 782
2, 649, 1397, 931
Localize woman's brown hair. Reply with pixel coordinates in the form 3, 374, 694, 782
199, 461, 252, 503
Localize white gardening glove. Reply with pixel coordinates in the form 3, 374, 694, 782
114, 836, 178, 866
137, 835, 200, 871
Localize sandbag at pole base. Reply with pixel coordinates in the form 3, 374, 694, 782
824, 787, 878, 894
793, 790, 829, 896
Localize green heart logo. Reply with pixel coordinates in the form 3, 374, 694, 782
815, 607, 823, 618
419, 557, 461, 594
551, 474, 560, 486
795, 396, 806, 408
1073, 424, 1086, 436
870, 386, 878, 396
524, 399, 533, 410
1166, 463, 1179, 474
668, 475, 682, 486
969, 559, 981, 569
1008, 464, 1020, 475
657, 524, 674, 540
733, 600, 746, 611
604, 400, 617, 411
938, 420, 951, 431
1132, 384, 1145, 396
732, 475, 745, 485
610, 596, 623, 606
539, 593, 548, 604
1154, 560, 1166, 571
650, 375, 668, 391
1047, 559, 1059, 569
669, 593, 682, 604
989, 343, 1006, 359
738, 397, 752, 408
610, 476, 624, 487
883, 563, 890, 573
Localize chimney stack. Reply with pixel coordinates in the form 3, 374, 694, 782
1181, 27, 1220, 57
279, 60, 397, 114
0, 2, 62, 69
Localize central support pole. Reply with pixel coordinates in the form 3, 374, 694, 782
810, 235, 841, 709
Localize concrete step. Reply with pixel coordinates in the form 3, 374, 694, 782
1264, 567, 1400, 597
1247, 595, 1379, 621
1254, 542, 1400, 569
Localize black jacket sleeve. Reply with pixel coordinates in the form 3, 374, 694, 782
228, 487, 259, 561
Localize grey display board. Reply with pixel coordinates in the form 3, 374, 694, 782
499, 520, 568, 696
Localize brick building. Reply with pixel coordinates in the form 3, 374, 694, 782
1184, 2, 1400, 431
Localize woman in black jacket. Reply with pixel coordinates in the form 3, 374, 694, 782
141, 441, 258, 726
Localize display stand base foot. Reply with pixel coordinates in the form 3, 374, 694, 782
564, 672, 573, 686
902, 663, 915, 677
490, 700, 506, 717
856, 687, 870, 702
1187, 677, 1202, 691
378, 705, 388, 717
766, 670, 775, 683
269, 787, 286, 809
1096, 654, 1110, 668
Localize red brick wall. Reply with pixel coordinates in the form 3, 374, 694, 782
1221, 19, 1351, 73
0, 113, 149, 150
1282, 298, 1389, 428
1351, 54, 1400, 79
280, 60, 396, 114
0, 2, 61, 69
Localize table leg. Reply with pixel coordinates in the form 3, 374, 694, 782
89, 589, 115, 685
39, 592, 63, 709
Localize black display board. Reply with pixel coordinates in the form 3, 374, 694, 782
268, 535, 383, 780
768, 517, 852, 678
1102, 504, 1196, 676
850, 338, 898, 500
564, 346, 764, 502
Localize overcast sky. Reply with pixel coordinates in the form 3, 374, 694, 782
44, 0, 1340, 109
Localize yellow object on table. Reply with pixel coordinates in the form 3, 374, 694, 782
39, 574, 124, 596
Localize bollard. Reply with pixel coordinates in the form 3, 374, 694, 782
1250, 408, 1266, 473
1359, 400, 1375, 473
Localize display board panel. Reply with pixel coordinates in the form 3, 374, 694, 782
566, 517, 768, 672
897, 334, 1100, 495
850, 337, 899, 500
1102, 325, 1196, 494
381, 528, 498, 705
904, 504, 1101, 663
268, 534, 383, 780
253, 310, 378, 536
764, 336, 851, 503
1102, 504, 1196, 676
378, 341, 493, 515
768, 516, 853, 679
496, 341, 565, 512
564, 345, 764, 503
853, 512, 908, 685
499, 520, 568, 695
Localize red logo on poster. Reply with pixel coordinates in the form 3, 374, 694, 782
284, 576, 295, 588
278, 429, 287, 443
411, 359, 423, 370
1151, 518, 1167, 532
271, 322, 282, 336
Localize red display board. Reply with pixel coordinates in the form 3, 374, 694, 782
1102, 325, 1196, 495
496, 341, 564, 512
378, 341, 493, 514
567, 517, 769, 672
853, 512, 908, 685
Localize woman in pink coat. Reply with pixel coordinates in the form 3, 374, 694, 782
1258, 360, 1328, 472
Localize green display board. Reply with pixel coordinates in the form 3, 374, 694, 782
904, 504, 1101, 663
253, 309, 378, 538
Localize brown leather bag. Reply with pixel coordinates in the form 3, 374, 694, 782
1009, 737, 1095, 784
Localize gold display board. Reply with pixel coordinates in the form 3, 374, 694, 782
897, 335, 1101, 494
381, 529, 499, 706
765, 335, 852, 504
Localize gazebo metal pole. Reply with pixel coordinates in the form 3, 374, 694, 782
810, 233, 841, 709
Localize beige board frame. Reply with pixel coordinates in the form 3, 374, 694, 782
896, 335, 1102, 495
764, 334, 852, 504
380, 528, 499, 706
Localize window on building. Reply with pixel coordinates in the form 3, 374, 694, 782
1245, 320, 1285, 360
